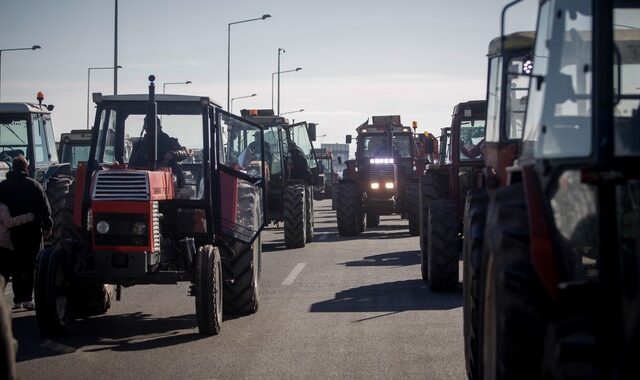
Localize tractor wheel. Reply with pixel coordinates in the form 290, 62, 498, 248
284, 184, 306, 248
427, 199, 459, 291
481, 183, 550, 379
195, 245, 223, 335
407, 181, 420, 236
305, 186, 314, 243
222, 236, 261, 316
366, 213, 380, 227
336, 182, 362, 236
0, 277, 16, 380
419, 172, 449, 255
45, 176, 72, 249
462, 189, 489, 380
34, 248, 71, 337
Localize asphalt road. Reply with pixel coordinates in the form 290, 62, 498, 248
7, 200, 465, 379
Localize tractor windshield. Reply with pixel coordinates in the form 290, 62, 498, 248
222, 115, 265, 177
523, 0, 593, 159
60, 143, 90, 169
289, 123, 317, 169
361, 134, 389, 158
392, 134, 413, 158
0, 114, 30, 164
459, 119, 486, 160
263, 126, 282, 177
613, 8, 640, 156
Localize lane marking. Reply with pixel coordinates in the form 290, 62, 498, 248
282, 263, 306, 286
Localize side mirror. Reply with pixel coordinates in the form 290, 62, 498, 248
346, 135, 352, 144
337, 156, 342, 164
308, 123, 317, 141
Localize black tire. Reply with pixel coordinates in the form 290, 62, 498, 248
34, 248, 71, 337
366, 213, 380, 227
195, 245, 223, 335
284, 184, 306, 248
305, 186, 314, 243
481, 183, 550, 379
462, 189, 489, 380
407, 181, 420, 236
427, 199, 459, 291
222, 236, 261, 316
45, 177, 72, 249
0, 277, 16, 380
419, 171, 449, 256
336, 182, 362, 236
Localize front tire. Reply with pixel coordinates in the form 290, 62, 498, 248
222, 236, 261, 316
419, 172, 449, 258
336, 182, 362, 236
366, 213, 380, 228
427, 199, 459, 291
195, 245, 223, 335
305, 186, 314, 243
284, 184, 306, 248
407, 181, 420, 236
34, 248, 71, 337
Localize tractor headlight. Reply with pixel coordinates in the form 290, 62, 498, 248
370, 182, 380, 190
96, 221, 110, 234
385, 182, 394, 189
132, 221, 147, 236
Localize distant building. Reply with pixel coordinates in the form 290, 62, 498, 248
321, 143, 350, 176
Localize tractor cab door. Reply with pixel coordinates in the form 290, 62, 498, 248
287, 122, 319, 183
217, 110, 267, 244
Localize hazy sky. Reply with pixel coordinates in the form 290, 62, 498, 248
0, 0, 538, 149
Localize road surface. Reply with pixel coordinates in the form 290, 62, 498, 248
8, 200, 465, 379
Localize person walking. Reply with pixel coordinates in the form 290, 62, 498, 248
0, 202, 35, 286
0, 156, 52, 310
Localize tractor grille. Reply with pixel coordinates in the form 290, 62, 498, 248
369, 164, 396, 181
93, 171, 149, 200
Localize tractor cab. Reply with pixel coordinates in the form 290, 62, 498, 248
58, 129, 93, 173
35, 76, 267, 337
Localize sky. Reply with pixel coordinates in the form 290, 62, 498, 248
0, 0, 538, 152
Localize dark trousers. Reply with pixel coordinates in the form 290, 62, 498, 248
11, 238, 41, 304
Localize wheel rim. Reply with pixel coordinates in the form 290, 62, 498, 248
482, 252, 497, 379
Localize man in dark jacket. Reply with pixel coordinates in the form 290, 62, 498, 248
129, 117, 189, 186
0, 155, 52, 309
288, 142, 311, 183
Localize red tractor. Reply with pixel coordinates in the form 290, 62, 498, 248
418, 101, 486, 291
34, 76, 267, 336
479, 0, 640, 378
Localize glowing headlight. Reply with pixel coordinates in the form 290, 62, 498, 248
385, 182, 394, 189
96, 221, 110, 234
132, 221, 147, 236
370, 182, 380, 189
369, 158, 395, 164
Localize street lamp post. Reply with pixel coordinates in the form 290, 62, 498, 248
227, 14, 271, 111
230, 93, 257, 114
114, 0, 118, 95
272, 67, 301, 110
276, 48, 285, 115
280, 108, 304, 116
0, 45, 41, 101
162, 81, 192, 94
87, 65, 123, 129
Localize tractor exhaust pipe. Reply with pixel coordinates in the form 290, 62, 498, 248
147, 75, 158, 170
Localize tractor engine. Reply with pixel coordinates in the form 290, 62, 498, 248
89, 168, 174, 280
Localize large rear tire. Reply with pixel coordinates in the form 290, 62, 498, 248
481, 183, 550, 379
284, 184, 306, 248
407, 181, 420, 236
366, 213, 380, 228
195, 245, 223, 335
427, 199, 459, 291
419, 172, 449, 257
34, 248, 71, 337
462, 189, 489, 379
45, 176, 72, 249
222, 236, 261, 316
305, 186, 314, 243
336, 182, 362, 236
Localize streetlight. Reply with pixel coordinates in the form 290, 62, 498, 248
230, 93, 257, 113
162, 81, 192, 94
227, 14, 271, 111
276, 48, 285, 115
0, 45, 41, 101
272, 67, 301, 110
114, 0, 118, 94
87, 65, 122, 129
281, 108, 304, 116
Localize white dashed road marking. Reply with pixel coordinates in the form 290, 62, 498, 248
281, 263, 306, 286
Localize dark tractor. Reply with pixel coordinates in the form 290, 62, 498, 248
58, 129, 93, 174
337, 115, 423, 235
241, 109, 319, 248
0, 92, 74, 247
461, 30, 534, 379
313, 148, 337, 201
34, 76, 267, 337
480, 0, 640, 378
418, 101, 486, 291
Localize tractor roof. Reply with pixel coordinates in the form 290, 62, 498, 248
97, 94, 222, 108
0, 102, 51, 114
487, 31, 535, 57
452, 100, 486, 119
